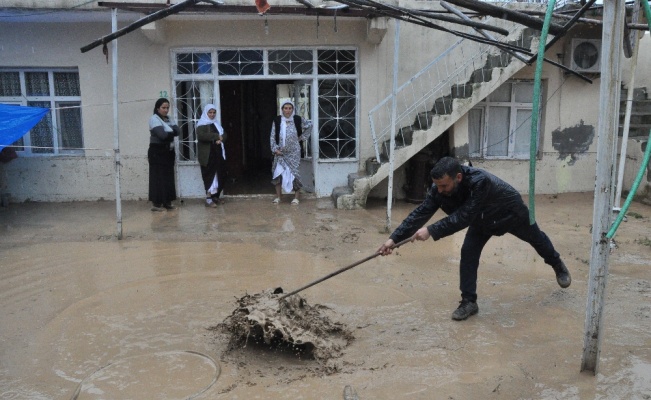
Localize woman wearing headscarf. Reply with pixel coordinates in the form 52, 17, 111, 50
270, 100, 312, 205
196, 104, 227, 207
148, 98, 179, 211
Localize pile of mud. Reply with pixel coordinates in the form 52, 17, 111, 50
216, 288, 354, 363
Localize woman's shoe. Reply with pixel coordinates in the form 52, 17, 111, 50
163, 203, 177, 210
272, 198, 280, 204
205, 198, 217, 208
291, 198, 299, 205
151, 204, 165, 212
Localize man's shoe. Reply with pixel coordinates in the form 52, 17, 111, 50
552, 261, 571, 288
451, 299, 479, 321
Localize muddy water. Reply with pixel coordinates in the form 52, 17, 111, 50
0, 193, 650, 399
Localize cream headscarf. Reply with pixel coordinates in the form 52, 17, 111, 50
197, 104, 224, 135
197, 104, 225, 160
278, 100, 295, 147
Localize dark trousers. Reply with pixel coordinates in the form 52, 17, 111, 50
459, 221, 561, 302
148, 144, 176, 206
200, 146, 227, 199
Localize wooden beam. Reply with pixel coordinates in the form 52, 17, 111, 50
443, 0, 565, 35
581, 0, 625, 375
525, 10, 650, 31
96, 1, 374, 17
526, 0, 599, 64
82, 0, 202, 53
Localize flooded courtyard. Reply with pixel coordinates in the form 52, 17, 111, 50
0, 192, 650, 399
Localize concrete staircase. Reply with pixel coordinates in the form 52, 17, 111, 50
333, 27, 540, 209
619, 87, 651, 138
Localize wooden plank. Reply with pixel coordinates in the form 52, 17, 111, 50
443, 0, 565, 35
580, 0, 625, 375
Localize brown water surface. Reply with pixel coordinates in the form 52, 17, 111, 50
0, 193, 650, 399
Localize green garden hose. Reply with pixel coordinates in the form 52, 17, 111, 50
529, 0, 557, 224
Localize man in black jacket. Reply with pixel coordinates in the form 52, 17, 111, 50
377, 157, 571, 321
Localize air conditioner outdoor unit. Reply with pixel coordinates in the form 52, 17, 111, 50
570, 38, 601, 73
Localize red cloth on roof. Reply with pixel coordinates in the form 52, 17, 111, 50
255, 0, 271, 14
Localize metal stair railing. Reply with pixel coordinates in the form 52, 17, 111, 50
368, 30, 525, 163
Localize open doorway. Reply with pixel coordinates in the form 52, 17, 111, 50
219, 80, 313, 195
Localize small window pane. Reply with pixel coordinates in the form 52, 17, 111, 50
468, 108, 483, 156
487, 82, 511, 102
0, 72, 21, 96
54, 72, 80, 96
25, 72, 50, 96
318, 50, 355, 75
268, 50, 313, 75
176, 52, 212, 74
514, 82, 534, 103
514, 109, 533, 157
57, 102, 83, 151
485, 106, 509, 157
28, 101, 54, 153
217, 50, 263, 75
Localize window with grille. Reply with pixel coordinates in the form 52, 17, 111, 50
469, 80, 540, 160
172, 48, 358, 161
0, 68, 83, 155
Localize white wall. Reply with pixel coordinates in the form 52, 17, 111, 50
1, 5, 649, 203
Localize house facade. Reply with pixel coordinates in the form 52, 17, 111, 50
0, 0, 649, 206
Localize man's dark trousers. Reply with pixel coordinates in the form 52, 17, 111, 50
459, 219, 561, 302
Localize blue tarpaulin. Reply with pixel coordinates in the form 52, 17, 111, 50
0, 104, 50, 150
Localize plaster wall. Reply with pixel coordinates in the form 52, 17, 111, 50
0, 16, 385, 201
441, 37, 602, 195
1, 4, 649, 203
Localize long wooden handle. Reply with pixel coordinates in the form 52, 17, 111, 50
278, 237, 413, 300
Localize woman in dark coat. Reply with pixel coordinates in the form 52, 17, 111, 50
196, 104, 227, 207
148, 98, 179, 211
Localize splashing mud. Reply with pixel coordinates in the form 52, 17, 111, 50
214, 288, 354, 364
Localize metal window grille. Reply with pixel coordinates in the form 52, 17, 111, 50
0, 69, 83, 155
172, 48, 358, 162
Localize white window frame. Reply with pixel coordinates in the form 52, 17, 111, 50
0, 68, 83, 156
469, 80, 541, 160
170, 47, 359, 163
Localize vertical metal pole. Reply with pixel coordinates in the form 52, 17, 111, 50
386, 19, 400, 232
581, 0, 624, 374
615, 1, 642, 210
112, 9, 123, 240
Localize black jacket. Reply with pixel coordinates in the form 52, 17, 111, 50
390, 165, 529, 242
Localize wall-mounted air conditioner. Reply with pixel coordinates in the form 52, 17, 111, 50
570, 38, 601, 73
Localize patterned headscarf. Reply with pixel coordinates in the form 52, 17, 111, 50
279, 100, 295, 147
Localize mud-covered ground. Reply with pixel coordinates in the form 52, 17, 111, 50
0, 192, 650, 399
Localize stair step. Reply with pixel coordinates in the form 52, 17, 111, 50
347, 172, 367, 187
451, 83, 473, 99
413, 111, 433, 130
469, 68, 493, 84
331, 185, 353, 203
619, 115, 651, 124
484, 53, 511, 69
620, 87, 648, 101
432, 96, 453, 115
